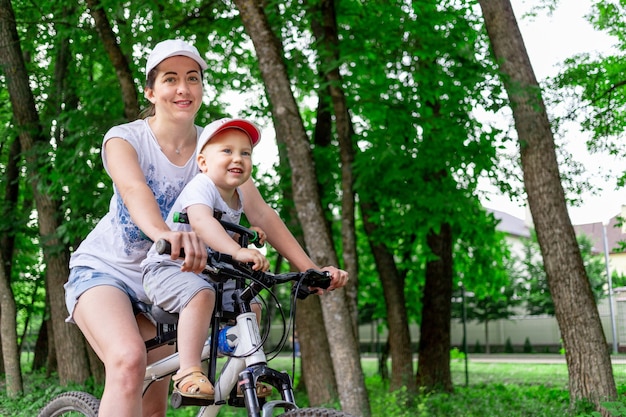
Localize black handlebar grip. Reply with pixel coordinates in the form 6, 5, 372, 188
250, 230, 264, 248
315, 271, 332, 289
156, 239, 171, 255
155, 239, 186, 258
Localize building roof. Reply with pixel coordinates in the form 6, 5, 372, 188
486, 206, 626, 254
574, 214, 625, 254
488, 208, 530, 238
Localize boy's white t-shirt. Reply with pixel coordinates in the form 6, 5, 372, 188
69, 118, 201, 302
142, 173, 244, 267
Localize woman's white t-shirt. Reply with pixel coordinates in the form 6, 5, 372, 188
69, 118, 201, 302
142, 173, 244, 267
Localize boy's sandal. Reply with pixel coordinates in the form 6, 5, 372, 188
237, 381, 272, 398
173, 366, 215, 399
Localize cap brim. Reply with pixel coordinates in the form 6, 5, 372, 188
196, 118, 261, 157
213, 120, 260, 147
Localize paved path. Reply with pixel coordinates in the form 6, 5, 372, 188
468, 353, 626, 364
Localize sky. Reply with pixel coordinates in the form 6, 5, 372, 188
481, 0, 625, 225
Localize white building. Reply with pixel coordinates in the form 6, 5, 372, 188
448, 206, 626, 352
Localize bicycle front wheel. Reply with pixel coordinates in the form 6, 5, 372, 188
37, 391, 100, 417
280, 408, 357, 417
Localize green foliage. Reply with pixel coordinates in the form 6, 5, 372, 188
611, 271, 626, 288
9, 360, 626, 416
505, 338, 514, 353
547, 0, 626, 187
237, 0, 520, 333
450, 347, 465, 361
3, 0, 611, 403
454, 210, 513, 299
523, 337, 533, 354
474, 340, 483, 353
369, 383, 429, 417
458, 283, 520, 325
0, 372, 103, 417
425, 383, 574, 416
514, 230, 609, 316
578, 401, 626, 417
452, 216, 520, 328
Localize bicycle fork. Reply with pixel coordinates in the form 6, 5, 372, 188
238, 365, 298, 417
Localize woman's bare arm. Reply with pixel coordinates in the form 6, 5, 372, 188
104, 137, 206, 272
240, 179, 348, 289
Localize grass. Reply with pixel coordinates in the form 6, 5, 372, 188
4, 356, 626, 416
450, 360, 572, 387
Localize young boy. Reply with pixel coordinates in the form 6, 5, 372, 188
141, 118, 270, 399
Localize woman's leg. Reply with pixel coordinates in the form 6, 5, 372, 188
73, 286, 147, 417
137, 314, 174, 417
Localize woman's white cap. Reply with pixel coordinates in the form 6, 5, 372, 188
197, 118, 261, 156
145, 39, 208, 77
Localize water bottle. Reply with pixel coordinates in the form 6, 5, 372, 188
218, 326, 237, 354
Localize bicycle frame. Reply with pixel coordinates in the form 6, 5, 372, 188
38, 218, 349, 417
142, 219, 326, 417
143, 292, 298, 417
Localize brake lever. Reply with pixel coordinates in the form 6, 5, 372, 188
292, 270, 332, 300
292, 285, 315, 300
303, 270, 332, 290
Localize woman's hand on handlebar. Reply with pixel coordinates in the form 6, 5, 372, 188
161, 230, 207, 273
315, 266, 349, 293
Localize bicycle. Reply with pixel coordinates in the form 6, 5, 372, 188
38, 219, 356, 417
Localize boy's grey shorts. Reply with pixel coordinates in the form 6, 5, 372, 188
143, 260, 214, 314
143, 260, 260, 314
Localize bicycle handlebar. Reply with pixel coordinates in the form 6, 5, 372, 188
173, 211, 263, 248
155, 239, 332, 299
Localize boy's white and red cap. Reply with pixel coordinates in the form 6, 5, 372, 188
145, 39, 208, 77
196, 118, 261, 156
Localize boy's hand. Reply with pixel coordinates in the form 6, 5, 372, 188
249, 226, 267, 246
234, 247, 269, 271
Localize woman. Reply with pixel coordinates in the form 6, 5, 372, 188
65, 39, 348, 417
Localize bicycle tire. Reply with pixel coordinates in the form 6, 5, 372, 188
37, 391, 100, 417
279, 408, 356, 417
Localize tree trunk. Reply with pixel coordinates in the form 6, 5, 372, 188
233, 1, 369, 415
0, 0, 90, 384
275, 126, 339, 405
32, 317, 49, 372
43, 293, 57, 376
362, 202, 415, 392
484, 320, 490, 354
295, 296, 339, 405
379, 339, 390, 381
0, 135, 20, 379
416, 224, 453, 392
309, 0, 360, 335
0, 251, 23, 397
478, 0, 617, 407
0, 329, 4, 375
46, 316, 57, 377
